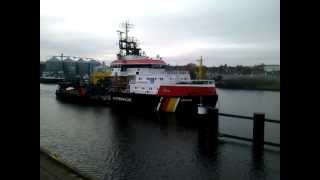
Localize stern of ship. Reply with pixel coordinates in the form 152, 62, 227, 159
156, 80, 218, 114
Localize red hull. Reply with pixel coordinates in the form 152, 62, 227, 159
158, 85, 216, 97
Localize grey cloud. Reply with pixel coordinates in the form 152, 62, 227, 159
40, 31, 118, 60
165, 48, 279, 66
41, 0, 279, 65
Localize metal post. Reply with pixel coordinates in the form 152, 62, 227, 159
208, 108, 219, 144
198, 107, 219, 150
253, 113, 265, 149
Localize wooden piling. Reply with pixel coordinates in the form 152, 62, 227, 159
253, 113, 265, 149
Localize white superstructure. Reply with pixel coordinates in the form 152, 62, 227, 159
110, 57, 191, 95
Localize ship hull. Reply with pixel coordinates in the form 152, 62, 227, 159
55, 90, 108, 105
40, 77, 65, 84
56, 91, 218, 113
107, 93, 218, 114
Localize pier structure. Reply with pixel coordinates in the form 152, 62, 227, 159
198, 107, 280, 150
40, 147, 95, 180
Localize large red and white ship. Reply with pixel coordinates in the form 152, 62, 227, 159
107, 22, 218, 113
56, 22, 218, 113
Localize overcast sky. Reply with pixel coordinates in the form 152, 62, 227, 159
40, 0, 279, 66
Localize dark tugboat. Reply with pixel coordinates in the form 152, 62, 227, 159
56, 22, 218, 113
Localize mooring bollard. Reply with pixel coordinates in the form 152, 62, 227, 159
208, 108, 219, 144
198, 105, 219, 149
198, 104, 208, 115
253, 113, 265, 149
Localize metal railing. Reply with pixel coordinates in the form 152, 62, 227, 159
205, 108, 280, 148
219, 112, 280, 147
218, 113, 280, 124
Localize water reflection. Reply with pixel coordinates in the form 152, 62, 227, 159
104, 111, 241, 180
41, 84, 280, 180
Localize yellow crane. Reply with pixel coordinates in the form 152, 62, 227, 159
196, 56, 203, 80
90, 71, 112, 85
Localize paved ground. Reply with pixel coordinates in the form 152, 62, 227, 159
40, 149, 93, 180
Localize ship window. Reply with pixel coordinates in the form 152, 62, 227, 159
136, 72, 139, 75
142, 87, 145, 90
149, 87, 152, 90
160, 78, 163, 80
139, 77, 142, 80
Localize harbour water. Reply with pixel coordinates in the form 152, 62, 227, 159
40, 84, 280, 180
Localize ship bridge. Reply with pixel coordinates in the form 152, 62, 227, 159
110, 56, 167, 77
110, 58, 166, 67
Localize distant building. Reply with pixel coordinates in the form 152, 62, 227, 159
77, 58, 90, 76
263, 65, 280, 72
45, 56, 63, 72
88, 60, 101, 74
93, 62, 109, 73
63, 57, 77, 75
43, 55, 102, 77
40, 61, 46, 76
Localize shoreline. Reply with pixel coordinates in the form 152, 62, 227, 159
216, 87, 280, 92
215, 78, 280, 92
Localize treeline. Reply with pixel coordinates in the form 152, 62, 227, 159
216, 79, 280, 91
206, 64, 265, 74
167, 63, 276, 79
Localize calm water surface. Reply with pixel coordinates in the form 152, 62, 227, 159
40, 84, 280, 180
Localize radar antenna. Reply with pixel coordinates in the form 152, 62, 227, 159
116, 21, 142, 58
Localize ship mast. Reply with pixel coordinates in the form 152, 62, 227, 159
117, 30, 124, 58
124, 21, 130, 43
117, 21, 142, 59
